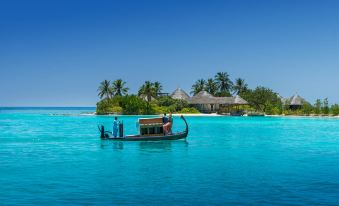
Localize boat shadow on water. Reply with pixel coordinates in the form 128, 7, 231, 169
100, 140, 189, 152
138, 140, 189, 153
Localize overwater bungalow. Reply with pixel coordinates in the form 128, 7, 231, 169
188, 91, 248, 113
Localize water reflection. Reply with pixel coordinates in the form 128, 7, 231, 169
139, 140, 189, 153
113, 141, 124, 150
138, 141, 172, 152
100, 139, 189, 152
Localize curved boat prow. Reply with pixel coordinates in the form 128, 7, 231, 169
180, 115, 189, 135
98, 125, 105, 138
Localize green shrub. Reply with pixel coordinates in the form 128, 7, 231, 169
152, 105, 169, 114
121, 95, 147, 115
331, 104, 339, 116
265, 104, 282, 115
322, 98, 329, 115
179, 107, 200, 114
314, 99, 322, 115
96, 98, 122, 114
269, 106, 282, 115
157, 96, 176, 107
167, 105, 177, 113
157, 96, 188, 111
302, 103, 313, 115
103, 106, 123, 114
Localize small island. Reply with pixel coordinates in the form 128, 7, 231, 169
96, 72, 339, 116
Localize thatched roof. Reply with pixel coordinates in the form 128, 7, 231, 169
214, 97, 234, 104
289, 94, 305, 106
170, 88, 190, 101
233, 95, 248, 105
189, 91, 215, 104
189, 91, 248, 105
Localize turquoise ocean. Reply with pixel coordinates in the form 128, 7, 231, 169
1, 107, 339, 205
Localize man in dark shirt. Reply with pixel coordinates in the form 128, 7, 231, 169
162, 113, 168, 135
162, 113, 169, 124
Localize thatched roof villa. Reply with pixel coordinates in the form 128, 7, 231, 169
170, 88, 190, 101
189, 91, 215, 104
288, 94, 307, 110
233, 95, 249, 105
172, 89, 248, 113
279, 94, 308, 110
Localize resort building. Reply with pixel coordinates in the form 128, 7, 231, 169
170, 88, 190, 101
171, 89, 248, 113
288, 94, 307, 110
280, 94, 308, 110
157, 92, 169, 97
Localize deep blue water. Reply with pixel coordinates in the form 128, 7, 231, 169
1, 108, 339, 205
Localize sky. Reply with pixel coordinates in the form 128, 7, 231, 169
0, 0, 338, 106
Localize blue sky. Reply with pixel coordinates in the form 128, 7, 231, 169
0, 0, 338, 106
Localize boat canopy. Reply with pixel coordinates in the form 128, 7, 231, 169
138, 117, 164, 136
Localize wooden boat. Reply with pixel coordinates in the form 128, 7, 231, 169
98, 115, 188, 141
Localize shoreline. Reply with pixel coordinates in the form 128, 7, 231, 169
85, 113, 222, 117
83, 112, 339, 118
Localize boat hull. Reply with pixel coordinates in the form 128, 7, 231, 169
101, 131, 187, 141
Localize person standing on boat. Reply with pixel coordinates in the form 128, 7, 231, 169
167, 113, 173, 134
162, 113, 169, 135
113, 117, 119, 138
163, 113, 173, 135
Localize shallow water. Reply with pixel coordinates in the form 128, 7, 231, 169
1, 108, 339, 205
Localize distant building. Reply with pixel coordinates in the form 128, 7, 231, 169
289, 94, 307, 110
157, 93, 169, 97
184, 90, 248, 113
280, 94, 308, 110
170, 88, 190, 101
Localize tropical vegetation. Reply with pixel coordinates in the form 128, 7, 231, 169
97, 80, 112, 99
97, 73, 339, 116
112, 79, 129, 96
233, 78, 248, 95
214, 72, 233, 96
96, 79, 197, 115
191, 79, 205, 95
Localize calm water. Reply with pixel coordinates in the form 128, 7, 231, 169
1, 108, 339, 205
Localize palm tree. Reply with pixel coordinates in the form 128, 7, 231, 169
138, 81, 156, 102
191, 79, 206, 95
205, 78, 218, 95
153, 81, 163, 96
214, 72, 233, 96
112, 79, 129, 96
97, 80, 112, 99
233, 78, 248, 95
